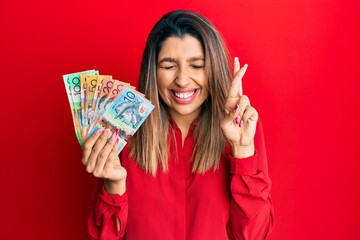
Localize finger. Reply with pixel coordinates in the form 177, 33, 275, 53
82, 128, 103, 165
86, 128, 111, 174
242, 106, 259, 124
229, 64, 248, 98
93, 129, 119, 177
235, 63, 248, 96
110, 138, 120, 160
225, 94, 240, 113
103, 142, 127, 181
237, 95, 250, 119
105, 140, 121, 169
226, 64, 248, 112
233, 57, 240, 77
221, 104, 241, 131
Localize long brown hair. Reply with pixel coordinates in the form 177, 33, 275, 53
130, 10, 232, 175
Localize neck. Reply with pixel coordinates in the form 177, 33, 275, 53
169, 109, 200, 146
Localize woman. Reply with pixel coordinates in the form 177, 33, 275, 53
82, 10, 274, 240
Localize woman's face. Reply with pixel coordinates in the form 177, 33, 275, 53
156, 35, 209, 123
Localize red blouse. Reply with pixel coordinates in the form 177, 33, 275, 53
88, 120, 274, 240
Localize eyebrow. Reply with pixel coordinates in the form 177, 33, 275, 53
158, 56, 205, 63
158, 57, 175, 63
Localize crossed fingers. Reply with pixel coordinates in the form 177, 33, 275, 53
225, 57, 248, 113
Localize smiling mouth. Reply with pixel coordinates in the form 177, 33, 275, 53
172, 90, 197, 99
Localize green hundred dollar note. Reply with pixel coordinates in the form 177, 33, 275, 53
63, 69, 98, 146
101, 86, 155, 141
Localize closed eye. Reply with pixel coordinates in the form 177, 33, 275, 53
191, 65, 204, 69
161, 66, 176, 70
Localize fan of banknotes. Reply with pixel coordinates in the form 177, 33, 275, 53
63, 69, 154, 154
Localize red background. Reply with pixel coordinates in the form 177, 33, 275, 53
1, 0, 359, 239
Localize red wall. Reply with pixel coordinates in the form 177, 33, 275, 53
1, 0, 359, 239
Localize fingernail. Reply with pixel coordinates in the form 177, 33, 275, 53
239, 120, 244, 128
115, 138, 119, 145
111, 129, 119, 139
111, 131, 117, 139
96, 129, 103, 135
233, 104, 238, 112
103, 129, 109, 136
235, 115, 241, 125
234, 57, 239, 62
244, 64, 248, 67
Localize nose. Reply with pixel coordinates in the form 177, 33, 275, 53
175, 67, 190, 87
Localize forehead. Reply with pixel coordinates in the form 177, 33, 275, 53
158, 35, 204, 59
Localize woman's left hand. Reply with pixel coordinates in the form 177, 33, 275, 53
220, 57, 258, 158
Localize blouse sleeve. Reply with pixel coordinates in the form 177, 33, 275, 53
227, 119, 275, 240
88, 179, 128, 240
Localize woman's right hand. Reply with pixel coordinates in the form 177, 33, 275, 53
82, 128, 127, 195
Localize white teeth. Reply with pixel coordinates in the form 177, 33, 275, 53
174, 90, 195, 99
